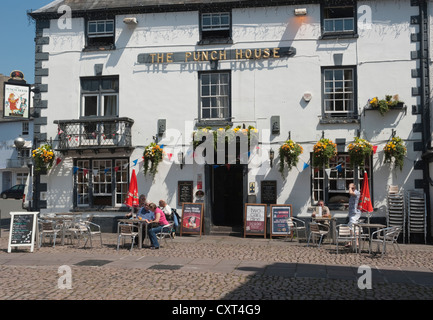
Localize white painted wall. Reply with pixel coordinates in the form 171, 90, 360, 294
39, 1, 422, 222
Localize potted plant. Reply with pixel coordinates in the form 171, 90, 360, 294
312, 138, 337, 169
368, 95, 404, 116
383, 136, 406, 171
278, 140, 303, 176
32, 144, 55, 173
143, 142, 164, 177
347, 137, 373, 168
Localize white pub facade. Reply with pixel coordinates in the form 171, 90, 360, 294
29, 0, 433, 240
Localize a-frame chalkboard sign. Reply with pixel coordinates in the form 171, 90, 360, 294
8, 212, 38, 253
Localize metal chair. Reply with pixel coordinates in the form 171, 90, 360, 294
155, 222, 175, 248
335, 224, 357, 254
370, 226, 402, 257
285, 217, 307, 242
38, 219, 62, 248
117, 222, 139, 252
83, 221, 103, 248
64, 219, 90, 248
307, 222, 329, 248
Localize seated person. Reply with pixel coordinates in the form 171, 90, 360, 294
159, 199, 172, 220
312, 200, 331, 218
137, 201, 155, 221
125, 194, 147, 218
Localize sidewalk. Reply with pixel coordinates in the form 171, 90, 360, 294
1, 230, 433, 300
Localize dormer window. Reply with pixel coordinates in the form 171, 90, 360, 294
199, 12, 232, 45
321, 2, 357, 39
85, 19, 115, 50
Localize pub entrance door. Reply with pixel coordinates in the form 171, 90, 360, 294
209, 164, 247, 229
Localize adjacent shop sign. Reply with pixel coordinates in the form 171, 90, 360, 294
8, 212, 38, 253
138, 47, 296, 64
178, 180, 193, 206
244, 203, 266, 238
3, 82, 30, 119
270, 205, 292, 239
180, 202, 203, 236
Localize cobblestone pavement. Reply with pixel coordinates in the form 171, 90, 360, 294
1, 231, 433, 303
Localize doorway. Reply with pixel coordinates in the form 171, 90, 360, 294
210, 164, 246, 228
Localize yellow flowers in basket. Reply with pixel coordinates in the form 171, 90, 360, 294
32, 144, 55, 173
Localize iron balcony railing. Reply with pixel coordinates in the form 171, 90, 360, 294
54, 117, 134, 152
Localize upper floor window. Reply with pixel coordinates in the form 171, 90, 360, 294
322, 67, 356, 119
321, 2, 356, 38
86, 19, 115, 50
22, 121, 29, 135
199, 71, 231, 121
199, 12, 232, 44
81, 76, 119, 118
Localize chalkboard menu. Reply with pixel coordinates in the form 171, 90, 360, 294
180, 203, 203, 236
8, 212, 38, 253
261, 180, 277, 205
244, 203, 267, 238
270, 205, 292, 238
178, 181, 193, 206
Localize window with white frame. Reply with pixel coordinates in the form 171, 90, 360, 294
16, 173, 28, 185
323, 67, 356, 118
322, 4, 355, 35
200, 72, 231, 121
200, 12, 231, 43
74, 158, 128, 207
311, 153, 372, 208
22, 121, 29, 135
86, 19, 115, 48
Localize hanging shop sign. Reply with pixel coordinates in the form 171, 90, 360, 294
3, 82, 30, 119
138, 46, 296, 64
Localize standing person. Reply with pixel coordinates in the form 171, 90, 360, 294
348, 183, 361, 227
145, 203, 169, 250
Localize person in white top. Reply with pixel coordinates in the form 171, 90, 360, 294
159, 199, 172, 219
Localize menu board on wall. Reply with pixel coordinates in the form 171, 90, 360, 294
8, 212, 38, 253
261, 180, 277, 205
244, 203, 267, 238
270, 205, 292, 238
180, 202, 203, 236
178, 181, 193, 206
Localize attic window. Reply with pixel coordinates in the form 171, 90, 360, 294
86, 19, 115, 50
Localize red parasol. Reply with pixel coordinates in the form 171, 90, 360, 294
359, 171, 373, 222
125, 169, 139, 207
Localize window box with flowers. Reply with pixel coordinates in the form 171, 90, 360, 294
347, 137, 373, 168
278, 140, 303, 176
312, 138, 337, 168
383, 136, 406, 171
32, 144, 55, 173
368, 95, 405, 116
143, 142, 164, 178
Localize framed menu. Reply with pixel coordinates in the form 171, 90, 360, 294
8, 212, 38, 253
180, 202, 203, 236
270, 205, 292, 238
244, 203, 267, 238
178, 181, 193, 206
261, 180, 277, 205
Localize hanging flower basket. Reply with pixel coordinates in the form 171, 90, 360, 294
143, 142, 164, 177
32, 144, 55, 173
193, 125, 258, 151
312, 138, 337, 169
347, 137, 373, 168
383, 136, 406, 171
278, 140, 303, 176
368, 95, 404, 116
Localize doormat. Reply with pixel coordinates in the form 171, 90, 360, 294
74, 259, 113, 267
148, 264, 182, 270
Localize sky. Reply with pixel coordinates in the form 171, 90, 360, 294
0, 0, 56, 83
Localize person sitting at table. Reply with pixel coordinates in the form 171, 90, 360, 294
159, 199, 172, 220
125, 194, 147, 218
145, 203, 169, 250
312, 200, 331, 218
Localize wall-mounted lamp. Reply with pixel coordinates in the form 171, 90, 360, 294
303, 92, 312, 102
269, 149, 275, 168
123, 17, 138, 25
294, 8, 307, 16
178, 151, 185, 170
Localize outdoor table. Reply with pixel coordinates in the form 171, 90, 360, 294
353, 222, 386, 254
312, 217, 336, 244
118, 218, 155, 249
